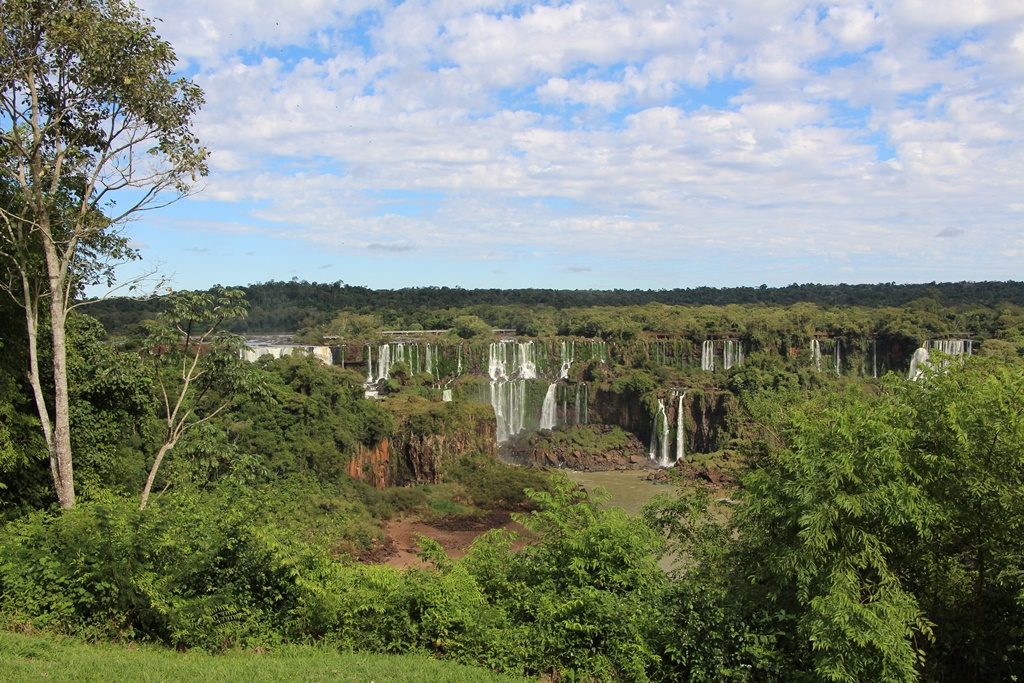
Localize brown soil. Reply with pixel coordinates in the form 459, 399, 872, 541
366, 509, 532, 569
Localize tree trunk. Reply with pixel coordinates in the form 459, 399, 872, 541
140, 440, 176, 510
47, 294, 74, 509
42, 242, 75, 509
21, 294, 60, 491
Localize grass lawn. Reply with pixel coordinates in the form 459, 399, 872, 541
0, 630, 528, 682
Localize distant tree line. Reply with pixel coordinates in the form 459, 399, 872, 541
87, 279, 1024, 336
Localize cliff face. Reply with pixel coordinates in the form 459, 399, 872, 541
592, 385, 652, 442
505, 425, 650, 471
685, 390, 736, 453
346, 399, 497, 488
347, 439, 391, 489
591, 383, 737, 455
389, 417, 497, 484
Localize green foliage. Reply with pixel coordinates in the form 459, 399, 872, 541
84, 280, 1024, 342
445, 454, 551, 510
452, 315, 493, 340
461, 476, 667, 680
226, 355, 393, 482
610, 369, 658, 395
0, 487, 331, 649
0, 331, 49, 515
897, 359, 1024, 679
654, 358, 1024, 681
518, 424, 637, 458
67, 312, 152, 498
139, 288, 267, 507
736, 383, 931, 681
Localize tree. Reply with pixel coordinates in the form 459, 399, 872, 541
139, 288, 262, 510
0, 0, 206, 508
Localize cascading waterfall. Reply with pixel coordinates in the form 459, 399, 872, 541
927, 339, 972, 356
701, 340, 716, 371
365, 344, 374, 384
457, 343, 463, 375
908, 347, 930, 380
540, 383, 558, 430
489, 340, 538, 380
376, 343, 393, 381
872, 339, 878, 379
675, 392, 687, 464
834, 339, 842, 375
810, 338, 822, 371
489, 341, 539, 444
490, 379, 527, 443
648, 399, 671, 467
442, 389, 453, 402
590, 341, 608, 363
425, 344, 433, 376
575, 384, 588, 424
560, 340, 575, 379
722, 340, 743, 370
374, 342, 431, 381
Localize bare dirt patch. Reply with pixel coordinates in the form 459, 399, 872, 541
370, 510, 531, 569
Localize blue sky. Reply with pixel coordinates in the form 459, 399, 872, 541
110, 0, 1024, 293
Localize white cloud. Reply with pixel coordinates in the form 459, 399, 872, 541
125, 0, 1024, 287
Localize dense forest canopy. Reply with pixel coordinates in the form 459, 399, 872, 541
87, 279, 1024, 336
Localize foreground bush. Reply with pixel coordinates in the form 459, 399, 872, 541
0, 489, 325, 649
0, 474, 668, 680
650, 358, 1024, 681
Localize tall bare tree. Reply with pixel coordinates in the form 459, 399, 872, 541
0, 0, 206, 508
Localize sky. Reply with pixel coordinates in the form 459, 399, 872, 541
115, 0, 1024, 292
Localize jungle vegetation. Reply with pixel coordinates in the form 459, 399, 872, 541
2, 1, 1023, 680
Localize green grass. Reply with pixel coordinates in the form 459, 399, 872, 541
0, 630, 529, 682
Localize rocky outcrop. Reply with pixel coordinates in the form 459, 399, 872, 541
505, 425, 652, 471
386, 399, 497, 485
346, 400, 497, 488
686, 390, 736, 454
391, 423, 497, 484
347, 438, 391, 489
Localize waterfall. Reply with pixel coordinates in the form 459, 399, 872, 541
311, 346, 333, 365
442, 389, 452, 402
365, 344, 374, 384
457, 343, 463, 375
574, 383, 589, 425
560, 340, 575, 379
540, 383, 558, 430
872, 339, 877, 379
723, 340, 742, 370
810, 338, 821, 371
927, 339, 972, 356
908, 347, 930, 380
834, 339, 842, 375
675, 392, 687, 464
490, 379, 528, 443
590, 340, 608, 363
648, 400, 671, 467
489, 341, 539, 444
425, 343, 433, 376
701, 340, 715, 371
489, 340, 537, 380
376, 343, 393, 381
